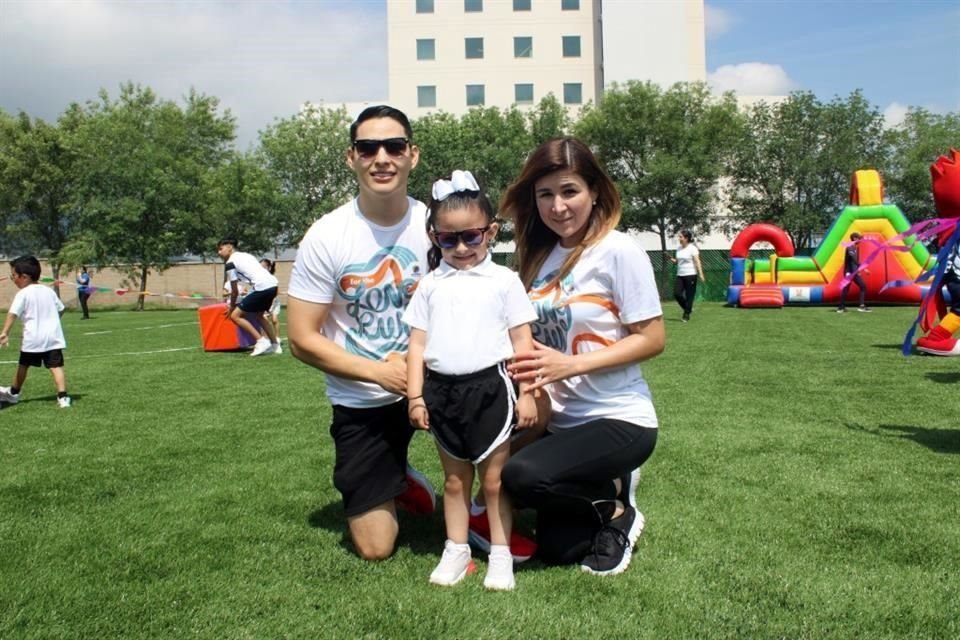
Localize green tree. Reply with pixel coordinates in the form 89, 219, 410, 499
67, 83, 235, 309
0, 107, 86, 294
576, 81, 741, 290
202, 151, 286, 258
883, 108, 960, 221
257, 103, 353, 246
725, 90, 887, 249
527, 94, 571, 145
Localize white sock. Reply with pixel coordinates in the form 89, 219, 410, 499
489, 544, 511, 558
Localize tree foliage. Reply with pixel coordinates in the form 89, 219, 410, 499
882, 108, 960, 221
257, 104, 353, 247
66, 83, 235, 309
723, 90, 887, 249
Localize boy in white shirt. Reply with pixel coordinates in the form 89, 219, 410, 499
217, 239, 281, 357
0, 256, 72, 408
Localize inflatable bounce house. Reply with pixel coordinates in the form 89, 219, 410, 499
727, 169, 935, 308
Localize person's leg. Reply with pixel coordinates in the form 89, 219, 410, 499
478, 441, 511, 547
673, 277, 686, 311
79, 293, 90, 318
229, 306, 263, 342
13, 364, 28, 390
439, 448, 473, 544
347, 502, 401, 561
838, 281, 851, 311
49, 366, 66, 394
854, 274, 868, 309
255, 311, 278, 344
684, 276, 698, 316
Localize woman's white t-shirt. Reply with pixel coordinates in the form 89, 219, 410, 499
675, 244, 699, 277
529, 230, 662, 430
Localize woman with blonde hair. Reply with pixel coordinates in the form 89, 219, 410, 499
500, 137, 665, 576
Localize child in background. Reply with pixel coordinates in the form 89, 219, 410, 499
0, 256, 72, 408
260, 258, 282, 343
404, 171, 539, 591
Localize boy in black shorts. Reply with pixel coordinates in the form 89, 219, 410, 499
0, 256, 72, 409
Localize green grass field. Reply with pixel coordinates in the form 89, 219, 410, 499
1, 303, 958, 639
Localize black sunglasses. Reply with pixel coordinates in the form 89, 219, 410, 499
352, 137, 411, 158
432, 226, 491, 249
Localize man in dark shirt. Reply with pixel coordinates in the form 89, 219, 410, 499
837, 232, 871, 312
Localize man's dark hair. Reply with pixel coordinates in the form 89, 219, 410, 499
9, 255, 41, 281
218, 238, 238, 249
350, 105, 413, 142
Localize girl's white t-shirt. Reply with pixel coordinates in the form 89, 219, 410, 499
403, 254, 537, 376
675, 244, 699, 277
530, 230, 662, 430
9, 284, 66, 352
288, 197, 431, 408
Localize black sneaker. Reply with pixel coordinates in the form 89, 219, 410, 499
616, 469, 640, 510
580, 506, 645, 576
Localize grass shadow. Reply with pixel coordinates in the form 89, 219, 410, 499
926, 371, 960, 384
847, 422, 960, 455
870, 342, 908, 351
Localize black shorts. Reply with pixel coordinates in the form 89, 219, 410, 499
19, 349, 65, 368
424, 362, 515, 464
330, 401, 415, 517
238, 287, 278, 313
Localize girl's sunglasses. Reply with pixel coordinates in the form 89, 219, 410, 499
432, 226, 490, 249
352, 137, 410, 158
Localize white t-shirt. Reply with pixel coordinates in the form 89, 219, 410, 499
9, 284, 66, 352
403, 254, 537, 375
676, 244, 700, 277
288, 197, 431, 408
530, 230, 662, 430
224, 251, 278, 292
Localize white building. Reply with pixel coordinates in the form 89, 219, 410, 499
386, 0, 706, 118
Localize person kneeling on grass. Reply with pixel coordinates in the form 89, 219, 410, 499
216, 238, 281, 357
0, 256, 72, 409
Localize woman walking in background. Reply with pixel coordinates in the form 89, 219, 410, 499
671, 230, 704, 322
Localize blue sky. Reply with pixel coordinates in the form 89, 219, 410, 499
1, 0, 957, 148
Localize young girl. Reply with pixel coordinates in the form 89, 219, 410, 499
403, 170, 538, 591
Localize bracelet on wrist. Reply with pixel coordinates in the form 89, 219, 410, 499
408, 395, 423, 400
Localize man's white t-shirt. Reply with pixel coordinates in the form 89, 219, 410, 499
288, 197, 431, 408
224, 251, 278, 292
676, 244, 700, 277
530, 230, 662, 430
403, 254, 537, 376
9, 284, 66, 352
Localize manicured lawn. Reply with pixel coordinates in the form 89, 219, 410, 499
1, 304, 957, 639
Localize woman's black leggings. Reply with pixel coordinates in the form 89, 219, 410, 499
674, 275, 698, 315
501, 419, 657, 565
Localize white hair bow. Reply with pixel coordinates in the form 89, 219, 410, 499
432, 170, 480, 201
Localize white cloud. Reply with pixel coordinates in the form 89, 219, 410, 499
882, 102, 909, 129
0, 0, 387, 148
704, 4, 734, 39
707, 63, 797, 96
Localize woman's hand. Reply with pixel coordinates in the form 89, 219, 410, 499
508, 341, 579, 392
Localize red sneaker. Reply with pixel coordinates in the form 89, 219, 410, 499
916, 326, 960, 356
396, 466, 437, 515
468, 511, 537, 563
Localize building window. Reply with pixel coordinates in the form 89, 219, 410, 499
562, 35, 581, 57
513, 0, 531, 10
515, 83, 534, 104
514, 36, 533, 58
466, 84, 485, 106
416, 39, 435, 61
465, 37, 484, 59
416, 0, 434, 13
418, 86, 437, 108
563, 83, 582, 104
465, 0, 483, 11
561, 0, 579, 10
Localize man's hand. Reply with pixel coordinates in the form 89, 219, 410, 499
375, 354, 408, 395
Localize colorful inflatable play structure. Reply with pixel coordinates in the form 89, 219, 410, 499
727, 169, 936, 308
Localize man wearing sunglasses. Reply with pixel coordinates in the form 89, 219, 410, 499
287, 105, 437, 561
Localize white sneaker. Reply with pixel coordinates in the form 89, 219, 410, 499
483, 545, 515, 591
429, 540, 473, 586
57, 396, 72, 409
271, 342, 283, 355
0, 386, 20, 404
250, 337, 272, 357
